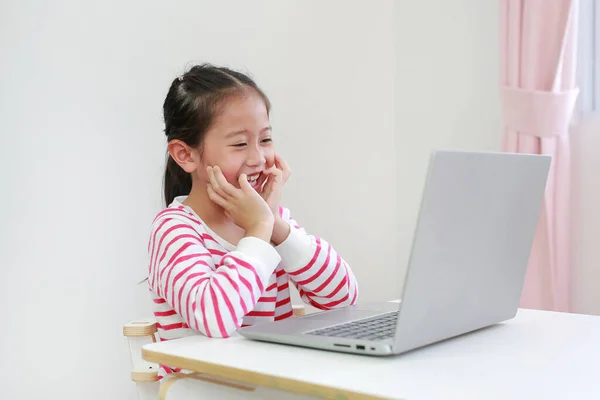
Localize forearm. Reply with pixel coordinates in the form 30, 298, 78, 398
270, 216, 291, 246
291, 238, 358, 307
275, 228, 359, 309
273, 207, 359, 309
247, 219, 275, 244
155, 240, 281, 338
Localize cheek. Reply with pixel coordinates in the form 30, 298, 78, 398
200, 163, 239, 186
215, 158, 244, 185
264, 149, 275, 167
221, 167, 240, 185
200, 146, 241, 185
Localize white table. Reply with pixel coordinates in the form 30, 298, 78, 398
142, 308, 600, 399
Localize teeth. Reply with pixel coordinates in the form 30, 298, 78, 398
247, 174, 259, 184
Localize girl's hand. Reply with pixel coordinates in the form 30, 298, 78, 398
207, 166, 274, 241
259, 154, 292, 245
260, 153, 291, 215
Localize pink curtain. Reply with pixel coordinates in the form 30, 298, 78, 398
500, 0, 579, 312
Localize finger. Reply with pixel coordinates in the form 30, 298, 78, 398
257, 172, 269, 192
261, 165, 278, 177
274, 154, 291, 183
207, 166, 225, 197
268, 166, 283, 184
275, 153, 291, 175
265, 166, 283, 175
212, 166, 241, 198
238, 174, 255, 194
207, 183, 230, 209
262, 172, 282, 200
260, 167, 279, 193
261, 176, 273, 197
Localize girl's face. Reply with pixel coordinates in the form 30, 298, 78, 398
199, 92, 275, 191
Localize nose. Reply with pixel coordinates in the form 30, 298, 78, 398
246, 143, 266, 168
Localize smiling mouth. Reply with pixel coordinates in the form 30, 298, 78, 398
246, 173, 263, 190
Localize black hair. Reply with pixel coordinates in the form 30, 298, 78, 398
162, 63, 271, 206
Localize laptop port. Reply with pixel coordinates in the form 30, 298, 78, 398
356, 345, 365, 350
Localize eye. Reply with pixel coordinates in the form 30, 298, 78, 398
261, 138, 273, 144
231, 143, 247, 148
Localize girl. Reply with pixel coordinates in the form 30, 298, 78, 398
147, 64, 358, 376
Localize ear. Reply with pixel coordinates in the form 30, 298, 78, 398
167, 140, 199, 173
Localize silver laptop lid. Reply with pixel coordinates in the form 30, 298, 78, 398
393, 150, 550, 353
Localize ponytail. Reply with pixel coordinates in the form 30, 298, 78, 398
163, 155, 192, 206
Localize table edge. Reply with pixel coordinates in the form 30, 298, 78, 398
142, 346, 395, 400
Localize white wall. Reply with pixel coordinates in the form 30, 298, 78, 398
571, 0, 600, 316
0, 0, 512, 399
572, 116, 600, 315
0, 1, 396, 399
393, 0, 501, 289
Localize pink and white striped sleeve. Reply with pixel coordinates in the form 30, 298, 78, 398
275, 207, 359, 310
147, 217, 281, 338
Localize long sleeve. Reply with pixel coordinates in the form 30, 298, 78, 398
275, 207, 359, 310
147, 216, 281, 338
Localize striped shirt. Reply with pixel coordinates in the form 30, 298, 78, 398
146, 196, 359, 377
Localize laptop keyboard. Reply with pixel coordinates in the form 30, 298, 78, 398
305, 311, 399, 341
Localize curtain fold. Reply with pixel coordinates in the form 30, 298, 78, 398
500, 0, 579, 312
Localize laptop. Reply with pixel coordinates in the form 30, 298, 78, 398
237, 150, 551, 356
